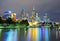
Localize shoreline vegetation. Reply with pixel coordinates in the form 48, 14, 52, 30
0, 16, 60, 29
0, 17, 29, 26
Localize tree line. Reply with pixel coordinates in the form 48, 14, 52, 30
0, 17, 29, 26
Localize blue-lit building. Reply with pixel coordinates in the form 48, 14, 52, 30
4, 11, 12, 19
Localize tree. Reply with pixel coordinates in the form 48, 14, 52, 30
6, 17, 12, 24
20, 19, 29, 26
0, 17, 2, 24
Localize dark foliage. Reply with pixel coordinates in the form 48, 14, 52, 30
6, 18, 13, 24
20, 20, 29, 26
0, 17, 3, 24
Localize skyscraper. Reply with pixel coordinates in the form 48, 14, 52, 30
31, 7, 36, 21
26, 13, 31, 22
32, 7, 36, 17
43, 13, 50, 22
35, 13, 41, 22
20, 7, 26, 19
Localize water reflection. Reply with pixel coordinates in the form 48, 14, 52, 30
3, 29, 17, 41
36, 28, 42, 41
27, 27, 50, 41
27, 28, 31, 41
0, 26, 60, 41
45, 28, 49, 41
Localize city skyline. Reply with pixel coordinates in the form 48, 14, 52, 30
0, 0, 60, 22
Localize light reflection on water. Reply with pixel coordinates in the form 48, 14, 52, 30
45, 28, 49, 41
27, 27, 49, 41
0, 26, 60, 41
3, 29, 17, 41
27, 28, 31, 41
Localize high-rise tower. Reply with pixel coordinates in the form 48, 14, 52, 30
35, 13, 41, 22
26, 13, 31, 22
43, 13, 50, 22
20, 7, 26, 19
32, 7, 36, 17
31, 7, 36, 21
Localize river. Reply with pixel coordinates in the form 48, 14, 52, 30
0, 26, 60, 41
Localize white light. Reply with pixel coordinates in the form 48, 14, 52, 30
33, 7, 35, 10
14, 13, 16, 15
8, 11, 12, 13
56, 22, 59, 24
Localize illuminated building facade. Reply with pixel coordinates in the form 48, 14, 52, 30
11, 12, 16, 21
4, 11, 12, 19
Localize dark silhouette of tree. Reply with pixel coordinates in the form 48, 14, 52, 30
6, 17, 16, 25
20, 19, 29, 26
50, 25, 54, 30
6, 18, 13, 24
0, 17, 6, 24
0, 17, 2, 24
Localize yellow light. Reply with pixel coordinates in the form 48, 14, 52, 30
11, 13, 16, 19
29, 21, 38, 26
30, 28, 37, 41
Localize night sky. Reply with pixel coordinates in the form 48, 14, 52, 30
0, 0, 60, 22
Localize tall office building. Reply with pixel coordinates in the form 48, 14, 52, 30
43, 13, 50, 22
26, 13, 31, 22
35, 13, 41, 22
20, 8, 26, 19
31, 7, 36, 21
32, 7, 36, 17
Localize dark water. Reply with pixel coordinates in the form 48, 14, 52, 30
0, 26, 60, 41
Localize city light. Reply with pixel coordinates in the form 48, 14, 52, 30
0, 0, 60, 41
8, 11, 12, 14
